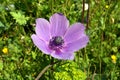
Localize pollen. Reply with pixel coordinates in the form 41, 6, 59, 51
2, 47, 8, 54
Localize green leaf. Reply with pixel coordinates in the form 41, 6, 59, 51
0, 60, 3, 70
32, 51, 37, 59
0, 21, 5, 27
118, 23, 120, 28
10, 11, 29, 25
103, 57, 110, 63
54, 61, 87, 80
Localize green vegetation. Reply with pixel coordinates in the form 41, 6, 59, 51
0, 0, 120, 80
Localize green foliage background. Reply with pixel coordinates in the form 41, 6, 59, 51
0, 0, 120, 80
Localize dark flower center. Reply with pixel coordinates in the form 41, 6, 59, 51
49, 36, 64, 50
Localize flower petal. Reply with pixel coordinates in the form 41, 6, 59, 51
50, 13, 69, 36
63, 35, 89, 52
51, 50, 74, 60
36, 18, 50, 42
64, 23, 85, 43
31, 34, 52, 54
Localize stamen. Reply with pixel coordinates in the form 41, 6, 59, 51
49, 36, 64, 50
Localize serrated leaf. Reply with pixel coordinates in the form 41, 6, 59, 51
10, 11, 29, 25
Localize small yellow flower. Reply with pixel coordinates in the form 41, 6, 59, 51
32, 72, 36, 77
2, 48, 8, 54
105, 5, 109, 9
111, 55, 117, 63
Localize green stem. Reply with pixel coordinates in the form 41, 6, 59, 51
23, 0, 30, 12
86, 0, 90, 29
82, 0, 85, 23
50, 0, 54, 14
35, 60, 60, 80
99, 50, 102, 79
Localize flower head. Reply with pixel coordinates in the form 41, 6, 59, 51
31, 13, 89, 60
111, 55, 117, 63
105, 5, 109, 9
2, 47, 8, 54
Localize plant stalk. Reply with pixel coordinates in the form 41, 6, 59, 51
35, 60, 60, 80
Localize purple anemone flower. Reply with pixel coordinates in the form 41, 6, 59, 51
31, 13, 89, 60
